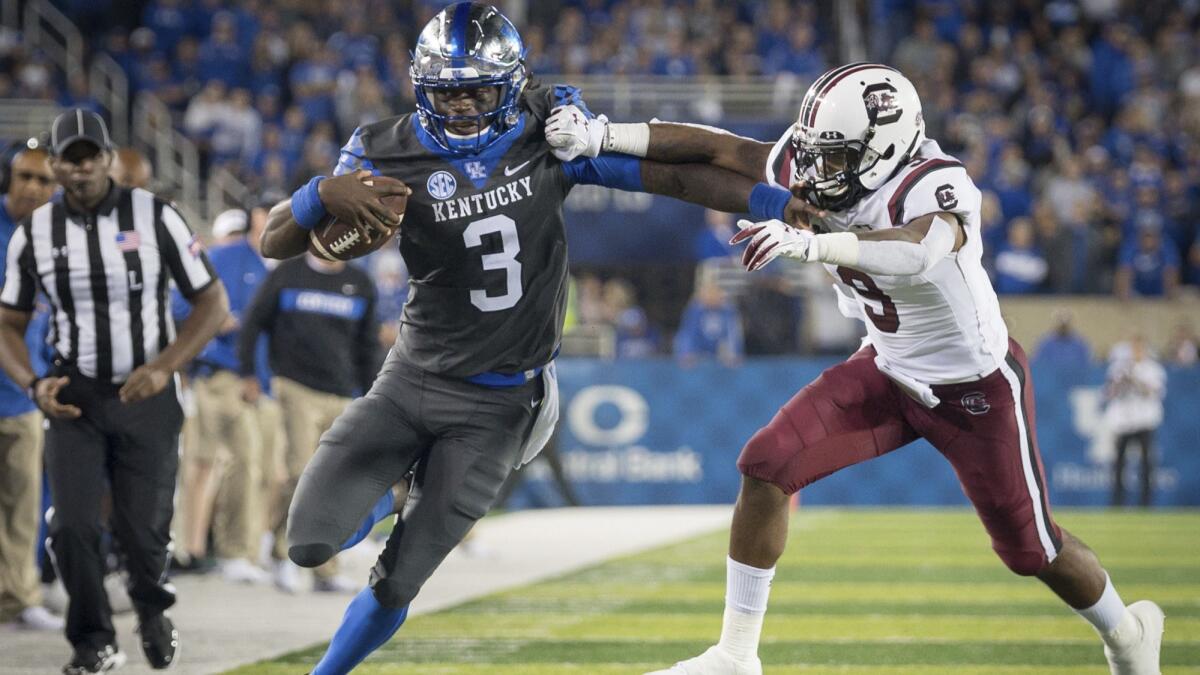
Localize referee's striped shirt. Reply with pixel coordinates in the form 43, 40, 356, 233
0, 184, 215, 384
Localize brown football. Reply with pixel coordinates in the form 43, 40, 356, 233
307, 188, 406, 261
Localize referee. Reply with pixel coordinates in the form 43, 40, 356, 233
0, 110, 228, 673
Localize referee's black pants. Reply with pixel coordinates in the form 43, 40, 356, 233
44, 369, 183, 651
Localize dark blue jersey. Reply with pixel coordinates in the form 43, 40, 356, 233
337, 83, 642, 377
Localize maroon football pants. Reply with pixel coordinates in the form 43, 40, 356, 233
738, 339, 1063, 575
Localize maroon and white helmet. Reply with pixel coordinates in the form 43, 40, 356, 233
791, 63, 925, 210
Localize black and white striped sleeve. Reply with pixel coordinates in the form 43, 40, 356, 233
154, 200, 215, 298
0, 224, 38, 312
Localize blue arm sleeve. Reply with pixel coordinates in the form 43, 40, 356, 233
171, 287, 192, 324
333, 127, 381, 177
673, 307, 698, 357
562, 154, 644, 191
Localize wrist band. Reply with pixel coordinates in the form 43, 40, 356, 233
748, 183, 791, 222
602, 122, 650, 156
26, 376, 42, 400
290, 176, 327, 230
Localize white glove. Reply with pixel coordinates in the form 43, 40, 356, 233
545, 105, 607, 161
730, 218, 816, 272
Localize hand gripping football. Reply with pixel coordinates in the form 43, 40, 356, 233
308, 180, 406, 261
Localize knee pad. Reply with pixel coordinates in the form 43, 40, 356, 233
994, 546, 1048, 577
289, 542, 335, 568
371, 577, 417, 609
737, 425, 795, 490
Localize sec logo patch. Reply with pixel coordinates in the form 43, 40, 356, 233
427, 171, 457, 200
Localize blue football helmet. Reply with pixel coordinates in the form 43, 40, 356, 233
411, 2, 528, 154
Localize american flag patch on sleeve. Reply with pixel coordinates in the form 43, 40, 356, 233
187, 234, 205, 257
115, 231, 140, 252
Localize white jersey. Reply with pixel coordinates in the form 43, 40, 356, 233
766, 135, 1009, 387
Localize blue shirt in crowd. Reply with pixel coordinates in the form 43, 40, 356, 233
173, 236, 272, 391
1033, 333, 1092, 372
993, 242, 1048, 294
1119, 238, 1180, 296
673, 300, 743, 361
0, 197, 50, 418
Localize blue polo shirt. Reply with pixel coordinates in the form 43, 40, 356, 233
0, 197, 50, 418
173, 236, 273, 392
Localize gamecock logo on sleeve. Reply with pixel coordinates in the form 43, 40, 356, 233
935, 184, 958, 210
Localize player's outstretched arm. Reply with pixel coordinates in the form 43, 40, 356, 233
642, 123, 773, 181
736, 209, 966, 274
638, 159, 767, 214
545, 106, 772, 180
564, 153, 817, 226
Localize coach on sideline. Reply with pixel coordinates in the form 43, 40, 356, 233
0, 110, 228, 674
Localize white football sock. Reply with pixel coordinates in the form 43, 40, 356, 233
717, 556, 775, 660
1076, 573, 1133, 645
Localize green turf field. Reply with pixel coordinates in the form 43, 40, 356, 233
232, 509, 1199, 674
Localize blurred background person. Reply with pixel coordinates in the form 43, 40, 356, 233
1104, 335, 1167, 507
1115, 227, 1180, 299
174, 208, 270, 585
1033, 309, 1092, 372
0, 142, 60, 631
673, 282, 743, 368
993, 217, 1048, 294
239, 252, 379, 594
1164, 323, 1198, 367
108, 147, 153, 190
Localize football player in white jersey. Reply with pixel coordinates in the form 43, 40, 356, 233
547, 63, 1164, 675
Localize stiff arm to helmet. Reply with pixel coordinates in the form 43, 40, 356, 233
733, 212, 962, 275
545, 107, 772, 182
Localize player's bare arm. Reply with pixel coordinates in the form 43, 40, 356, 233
643, 124, 772, 180
639, 160, 773, 214
261, 171, 409, 260
545, 107, 771, 179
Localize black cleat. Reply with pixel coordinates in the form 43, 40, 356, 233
137, 613, 179, 669
62, 644, 126, 674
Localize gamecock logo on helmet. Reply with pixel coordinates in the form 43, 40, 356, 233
862, 82, 902, 125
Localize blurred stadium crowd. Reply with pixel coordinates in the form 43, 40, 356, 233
1, 0, 1198, 360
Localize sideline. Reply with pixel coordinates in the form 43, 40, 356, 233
1, 506, 731, 675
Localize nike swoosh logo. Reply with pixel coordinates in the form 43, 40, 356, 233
504, 160, 531, 177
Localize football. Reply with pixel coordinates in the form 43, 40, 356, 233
307, 184, 406, 261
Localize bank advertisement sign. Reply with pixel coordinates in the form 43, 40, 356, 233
510, 358, 1200, 508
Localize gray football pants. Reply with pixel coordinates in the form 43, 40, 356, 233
286, 350, 538, 608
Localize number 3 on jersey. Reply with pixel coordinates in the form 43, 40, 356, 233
463, 215, 523, 312
836, 266, 900, 333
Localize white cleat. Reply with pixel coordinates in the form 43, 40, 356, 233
273, 559, 303, 594
15, 605, 65, 630
221, 558, 271, 585
1105, 600, 1165, 675
643, 646, 762, 675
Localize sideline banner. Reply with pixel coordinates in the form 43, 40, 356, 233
510, 358, 1200, 508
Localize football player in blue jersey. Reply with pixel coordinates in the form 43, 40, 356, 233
257, 4, 810, 673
